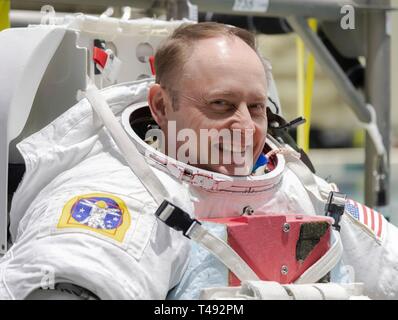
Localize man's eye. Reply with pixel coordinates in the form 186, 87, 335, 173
211, 100, 234, 110
212, 100, 230, 106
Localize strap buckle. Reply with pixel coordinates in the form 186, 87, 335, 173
155, 200, 201, 239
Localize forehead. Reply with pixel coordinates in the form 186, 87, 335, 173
180, 36, 267, 96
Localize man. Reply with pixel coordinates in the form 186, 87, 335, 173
1, 22, 397, 300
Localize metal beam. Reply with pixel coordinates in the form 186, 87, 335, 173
287, 16, 371, 123
364, 3, 391, 209
11, 0, 155, 10
288, 14, 392, 211
191, 0, 396, 20
10, 9, 71, 27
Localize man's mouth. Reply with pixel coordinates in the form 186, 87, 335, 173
216, 143, 253, 156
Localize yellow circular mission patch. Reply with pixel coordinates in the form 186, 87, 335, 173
58, 193, 131, 242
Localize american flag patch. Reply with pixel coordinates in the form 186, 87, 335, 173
345, 198, 386, 242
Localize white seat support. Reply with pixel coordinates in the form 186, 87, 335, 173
0, 26, 69, 254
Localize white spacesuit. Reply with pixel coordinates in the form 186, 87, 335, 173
1, 80, 398, 300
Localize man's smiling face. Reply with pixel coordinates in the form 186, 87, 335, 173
149, 35, 268, 176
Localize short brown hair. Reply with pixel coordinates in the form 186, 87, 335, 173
154, 22, 259, 87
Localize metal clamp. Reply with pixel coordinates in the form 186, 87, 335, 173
324, 191, 347, 232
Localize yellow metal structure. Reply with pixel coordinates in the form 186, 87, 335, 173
296, 19, 317, 153
0, 0, 10, 31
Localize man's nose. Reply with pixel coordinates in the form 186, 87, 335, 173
230, 102, 256, 132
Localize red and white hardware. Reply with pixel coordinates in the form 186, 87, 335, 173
201, 214, 333, 286
93, 47, 122, 84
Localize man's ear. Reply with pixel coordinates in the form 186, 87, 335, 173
148, 84, 168, 129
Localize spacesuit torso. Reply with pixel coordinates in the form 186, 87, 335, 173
1, 80, 397, 300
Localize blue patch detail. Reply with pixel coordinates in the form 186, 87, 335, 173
71, 196, 123, 230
